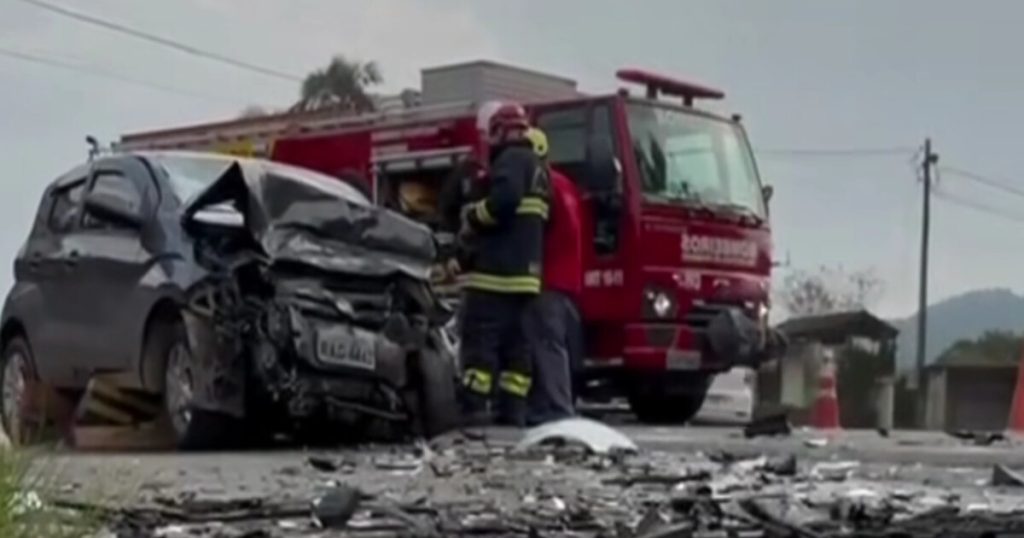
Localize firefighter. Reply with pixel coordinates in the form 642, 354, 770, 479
522, 127, 585, 425
458, 102, 551, 427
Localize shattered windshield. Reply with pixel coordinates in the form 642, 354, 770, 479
148, 153, 235, 203
627, 102, 765, 218
149, 153, 371, 206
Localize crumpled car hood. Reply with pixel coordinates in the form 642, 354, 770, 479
182, 159, 436, 280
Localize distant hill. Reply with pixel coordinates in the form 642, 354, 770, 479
893, 288, 1024, 371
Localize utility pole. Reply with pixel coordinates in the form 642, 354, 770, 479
915, 138, 938, 417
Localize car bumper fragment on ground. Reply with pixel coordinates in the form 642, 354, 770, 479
36, 427, 1024, 537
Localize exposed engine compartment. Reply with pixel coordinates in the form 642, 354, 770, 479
175, 158, 458, 440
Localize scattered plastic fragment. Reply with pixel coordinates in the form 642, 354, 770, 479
308, 455, 340, 473
804, 438, 828, 448
765, 455, 798, 476
515, 417, 638, 455
992, 464, 1024, 487
810, 461, 859, 481
948, 430, 1006, 446
311, 486, 361, 529
743, 411, 792, 438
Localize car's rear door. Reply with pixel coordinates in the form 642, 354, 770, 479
23, 176, 88, 386
70, 156, 160, 374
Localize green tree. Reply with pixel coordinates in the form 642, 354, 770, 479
939, 330, 1022, 365
292, 55, 382, 113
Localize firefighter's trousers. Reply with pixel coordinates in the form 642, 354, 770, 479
523, 290, 582, 426
459, 290, 533, 426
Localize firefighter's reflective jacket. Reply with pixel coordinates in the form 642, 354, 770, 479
464, 141, 551, 294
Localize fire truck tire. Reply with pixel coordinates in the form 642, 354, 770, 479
415, 349, 460, 438
628, 375, 711, 425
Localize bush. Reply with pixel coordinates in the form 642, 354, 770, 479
0, 450, 100, 538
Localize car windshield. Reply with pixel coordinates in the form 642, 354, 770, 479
148, 153, 235, 203
148, 153, 370, 206
626, 102, 765, 218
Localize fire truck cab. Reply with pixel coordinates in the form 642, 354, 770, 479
117, 61, 784, 423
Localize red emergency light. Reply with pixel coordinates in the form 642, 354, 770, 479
616, 69, 725, 107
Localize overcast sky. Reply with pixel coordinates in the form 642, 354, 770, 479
1, 0, 1022, 318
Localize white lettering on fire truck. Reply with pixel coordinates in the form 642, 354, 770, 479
680, 233, 758, 267
584, 269, 624, 288
674, 270, 702, 291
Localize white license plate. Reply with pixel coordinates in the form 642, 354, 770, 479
316, 328, 376, 370
666, 349, 701, 370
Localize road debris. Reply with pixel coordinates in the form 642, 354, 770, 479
804, 438, 829, 448
947, 430, 1007, 446
742, 411, 791, 438
58, 433, 1024, 537
515, 417, 638, 454
810, 461, 859, 481
311, 485, 361, 529
992, 464, 1024, 487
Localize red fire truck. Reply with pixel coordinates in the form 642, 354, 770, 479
118, 61, 782, 423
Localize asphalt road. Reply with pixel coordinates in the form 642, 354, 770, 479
40, 426, 1024, 501
31, 424, 1024, 537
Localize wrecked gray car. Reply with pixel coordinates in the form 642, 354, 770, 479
0, 151, 459, 449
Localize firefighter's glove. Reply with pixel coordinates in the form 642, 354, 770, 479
445, 257, 462, 278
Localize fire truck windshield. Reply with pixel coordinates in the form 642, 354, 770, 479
626, 102, 765, 219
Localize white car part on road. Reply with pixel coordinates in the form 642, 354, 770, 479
515, 417, 638, 455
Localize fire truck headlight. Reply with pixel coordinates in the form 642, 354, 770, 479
644, 287, 676, 319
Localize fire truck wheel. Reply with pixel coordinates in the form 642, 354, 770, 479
415, 349, 460, 438
627, 374, 711, 425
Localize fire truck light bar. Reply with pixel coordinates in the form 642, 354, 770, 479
616, 69, 725, 106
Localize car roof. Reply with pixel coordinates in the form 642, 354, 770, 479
51, 163, 90, 190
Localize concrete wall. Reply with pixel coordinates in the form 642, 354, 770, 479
944, 368, 1016, 431
924, 366, 1017, 431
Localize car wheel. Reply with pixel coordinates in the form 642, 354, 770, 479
155, 321, 233, 450
1, 337, 38, 446
628, 374, 712, 425
415, 349, 460, 438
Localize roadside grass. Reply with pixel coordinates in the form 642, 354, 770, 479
0, 449, 103, 538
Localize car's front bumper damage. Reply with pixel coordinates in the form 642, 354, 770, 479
176, 158, 455, 438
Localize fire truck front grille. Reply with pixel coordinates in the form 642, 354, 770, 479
683, 301, 756, 331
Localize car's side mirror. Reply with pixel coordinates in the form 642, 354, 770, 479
84, 191, 143, 228
762, 184, 774, 205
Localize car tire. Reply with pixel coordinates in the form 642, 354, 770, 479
415, 349, 460, 438
0, 336, 38, 446
153, 320, 234, 450
628, 374, 712, 425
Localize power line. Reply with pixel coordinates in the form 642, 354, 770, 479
939, 165, 1024, 200
933, 185, 1024, 225
755, 146, 917, 157
13, 0, 301, 82
0, 46, 238, 103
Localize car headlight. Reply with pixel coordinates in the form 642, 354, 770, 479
644, 287, 676, 319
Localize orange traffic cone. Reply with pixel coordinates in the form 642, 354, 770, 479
1007, 344, 1024, 433
811, 353, 841, 430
